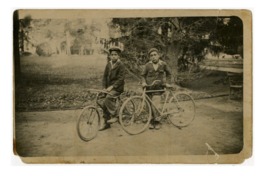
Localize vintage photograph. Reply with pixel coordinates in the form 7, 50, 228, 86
13, 10, 252, 163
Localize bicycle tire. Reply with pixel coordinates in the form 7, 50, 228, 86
168, 93, 196, 127
76, 106, 100, 142
119, 96, 152, 135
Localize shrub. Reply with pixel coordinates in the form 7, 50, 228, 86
36, 42, 52, 56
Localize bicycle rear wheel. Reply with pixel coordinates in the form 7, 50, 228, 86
77, 106, 100, 142
119, 96, 151, 135
168, 93, 196, 127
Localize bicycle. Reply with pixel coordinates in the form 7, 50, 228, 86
76, 89, 137, 142
76, 89, 118, 142
119, 80, 196, 135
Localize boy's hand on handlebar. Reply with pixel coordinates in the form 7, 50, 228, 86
142, 82, 147, 88
106, 86, 113, 92
165, 83, 173, 88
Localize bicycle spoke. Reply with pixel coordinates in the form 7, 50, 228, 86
77, 106, 100, 142
168, 93, 195, 127
119, 96, 151, 135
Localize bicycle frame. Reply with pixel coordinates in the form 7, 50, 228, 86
118, 81, 196, 135
140, 88, 181, 118
88, 88, 126, 115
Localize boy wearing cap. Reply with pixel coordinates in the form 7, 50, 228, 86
141, 48, 172, 130
99, 46, 125, 131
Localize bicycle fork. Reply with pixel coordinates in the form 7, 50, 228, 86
161, 91, 182, 116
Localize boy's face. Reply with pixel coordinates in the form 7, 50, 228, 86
149, 51, 160, 64
110, 51, 120, 63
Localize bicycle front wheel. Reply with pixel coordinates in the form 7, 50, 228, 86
76, 106, 100, 142
119, 96, 151, 135
168, 93, 196, 127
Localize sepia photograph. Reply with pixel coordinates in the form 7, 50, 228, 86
13, 9, 252, 164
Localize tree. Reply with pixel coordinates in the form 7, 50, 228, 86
14, 13, 33, 80
18, 15, 33, 54
111, 17, 216, 78
17, 18, 103, 56
110, 16, 243, 79
211, 17, 243, 57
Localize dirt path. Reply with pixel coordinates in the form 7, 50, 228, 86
15, 96, 243, 157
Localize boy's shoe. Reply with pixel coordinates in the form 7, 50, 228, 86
155, 122, 161, 130
149, 123, 155, 129
107, 117, 118, 124
99, 123, 111, 131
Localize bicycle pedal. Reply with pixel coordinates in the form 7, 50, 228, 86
135, 120, 141, 124
142, 118, 148, 123
154, 117, 162, 121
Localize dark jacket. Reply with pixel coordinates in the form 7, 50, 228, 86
103, 59, 125, 93
141, 60, 172, 87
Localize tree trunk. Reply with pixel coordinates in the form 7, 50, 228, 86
166, 41, 182, 83
79, 45, 84, 55
20, 31, 24, 53
57, 43, 61, 55
66, 31, 71, 55
55, 39, 61, 55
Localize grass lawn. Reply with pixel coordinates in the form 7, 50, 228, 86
15, 54, 113, 111
15, 54, 231, 112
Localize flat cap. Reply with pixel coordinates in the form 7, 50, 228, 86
148, 48, 159, 55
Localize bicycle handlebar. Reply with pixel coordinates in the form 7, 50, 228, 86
143, 80, 173, 89
88, 89, 113, 96
144, 80, 162, 87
